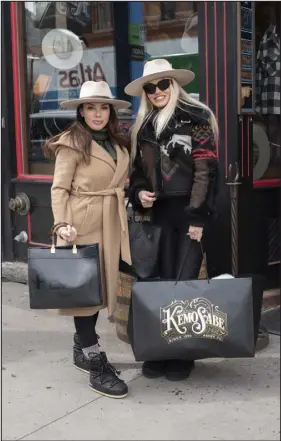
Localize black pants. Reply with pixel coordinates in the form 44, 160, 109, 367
74, 313, 99, 348
152, 196, 203, 280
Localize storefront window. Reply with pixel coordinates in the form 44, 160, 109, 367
21, 1, 115, 175
253, 2, 280, 181
144, 1, 199, 99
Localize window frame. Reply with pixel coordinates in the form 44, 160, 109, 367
11, 2, 53, 181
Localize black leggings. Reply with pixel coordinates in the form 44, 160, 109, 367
74, 313, 99, 348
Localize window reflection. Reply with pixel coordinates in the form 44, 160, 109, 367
144, 2, 199, 98
93, 2, 113, 30
144, 2, 198, 57
23, 2, 200, 175
160, 3, 176, 21
24, 1, 116, 175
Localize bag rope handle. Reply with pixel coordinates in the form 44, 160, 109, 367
50, 223, 77, 254
175, 240, 209, 285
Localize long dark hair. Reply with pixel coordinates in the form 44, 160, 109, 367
44, 104, 130, 165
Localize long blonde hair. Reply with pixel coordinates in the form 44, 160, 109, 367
130, 79, 219, 162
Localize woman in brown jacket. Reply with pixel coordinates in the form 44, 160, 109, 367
44, 81, 132, 399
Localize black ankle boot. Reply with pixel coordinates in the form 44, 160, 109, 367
165, 360, 195, 381
73, 332, 81, 351
89, 352, 128, 399
73, 347, 92, 374
73, 333, 100, 374
142, 360, 167, 378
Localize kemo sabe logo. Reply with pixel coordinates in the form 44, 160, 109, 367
160, 297, 228, 344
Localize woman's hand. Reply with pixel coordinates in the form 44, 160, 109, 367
58, 225, 77, 242
188, 225, 203, 242
138, 190, 156, 208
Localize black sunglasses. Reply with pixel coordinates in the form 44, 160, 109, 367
143, 78, 171, 95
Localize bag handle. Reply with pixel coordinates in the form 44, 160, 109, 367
126, 199, 209, 282
50, 222, 69, 236
50, 222, 77, 254
175, 240, 209, 285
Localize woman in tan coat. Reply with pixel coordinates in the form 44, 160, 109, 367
44, 81, 132, 399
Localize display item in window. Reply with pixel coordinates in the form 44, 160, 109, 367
42, 29, 85, 70
180, 12, 199, 54
256, 23, 280, 115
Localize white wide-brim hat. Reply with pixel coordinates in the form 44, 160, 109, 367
124, 58, 195, 97
42, 29, 84, 70
60, 81, 131, 110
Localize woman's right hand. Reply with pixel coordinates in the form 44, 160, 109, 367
138, 190, 156, 208
58, 225, 77, 242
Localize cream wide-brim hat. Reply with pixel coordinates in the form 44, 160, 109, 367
60, 81, 131, 110
42, 29, 84, 70
124, 58, 195, 97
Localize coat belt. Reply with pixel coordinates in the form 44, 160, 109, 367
72, 187, 132, 266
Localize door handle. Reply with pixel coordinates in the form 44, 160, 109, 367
9, 193, 31, 215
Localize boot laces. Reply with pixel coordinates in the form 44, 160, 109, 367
101, 353, 121, 376
90, 353, 122, 387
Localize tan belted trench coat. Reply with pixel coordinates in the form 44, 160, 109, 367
51, 133, 131, 317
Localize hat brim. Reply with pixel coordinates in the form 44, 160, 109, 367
60, 97, 131, 110
124, 69, 195, 96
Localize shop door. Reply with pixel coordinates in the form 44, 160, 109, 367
2, 1, 17, 262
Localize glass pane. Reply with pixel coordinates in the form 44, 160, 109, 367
253, 2, 280, 181
24, 1, 115, 175
144, 1, 199, 99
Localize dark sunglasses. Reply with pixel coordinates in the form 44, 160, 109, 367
143, 78, 171, 95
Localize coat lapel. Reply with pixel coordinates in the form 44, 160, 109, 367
90, 140, 129, 187
109, 143, 130, 188
90, 140, 116, 172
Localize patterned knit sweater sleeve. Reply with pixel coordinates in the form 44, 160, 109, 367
185, 118, 218, 227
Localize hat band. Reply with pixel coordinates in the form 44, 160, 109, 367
80, 95, 113, 100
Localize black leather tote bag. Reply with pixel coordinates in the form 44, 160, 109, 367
28, 223, 103, 309
127, 213, 162, 280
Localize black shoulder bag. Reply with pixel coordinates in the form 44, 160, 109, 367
120, 202, 162, 280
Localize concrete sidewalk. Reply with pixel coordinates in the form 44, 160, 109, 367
2, 281, 280, 441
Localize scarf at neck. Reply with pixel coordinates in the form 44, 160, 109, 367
91, 128, 117, 162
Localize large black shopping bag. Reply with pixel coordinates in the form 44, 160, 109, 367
128, 243, 261, 362
128, 277, 258, 362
